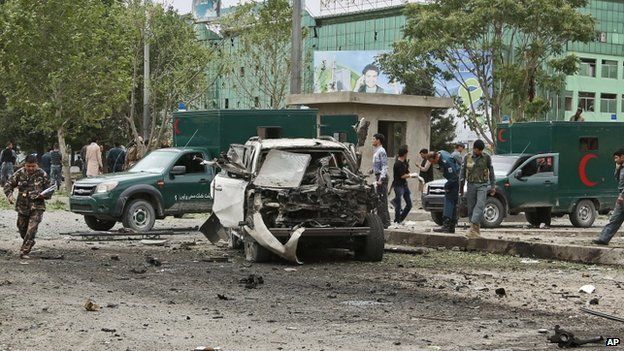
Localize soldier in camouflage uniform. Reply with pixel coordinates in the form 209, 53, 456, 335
460, 140, 496, 238
3, 154, 51, 258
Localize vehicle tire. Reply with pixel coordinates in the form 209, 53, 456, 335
481, 197, 505, 228
122, 199, 156, 232
354, 213, 385, 262
431, 211, 444, 226
84, 215, 116, 231
244, 237, 271, 263
570, 199, 597, 228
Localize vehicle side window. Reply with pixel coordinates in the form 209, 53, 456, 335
521, 156, 554, 177
174, 152, 206, 174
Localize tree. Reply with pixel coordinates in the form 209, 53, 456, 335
0, 0, 132, 191
220, 0, 294, 109
120, 1, 217, 151
379, 0, 595, 144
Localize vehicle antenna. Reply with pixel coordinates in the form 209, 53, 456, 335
183, 129, 199, 149
519, 141, 531, 156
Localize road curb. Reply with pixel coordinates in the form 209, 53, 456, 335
384, 230, 624, 265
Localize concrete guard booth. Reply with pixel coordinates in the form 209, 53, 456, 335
287, 92, 453, 200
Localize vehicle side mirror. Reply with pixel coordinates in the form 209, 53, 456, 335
170, 165, 186, 175
514, 170, 524, 180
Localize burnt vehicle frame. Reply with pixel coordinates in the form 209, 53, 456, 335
201, 137, 384, 263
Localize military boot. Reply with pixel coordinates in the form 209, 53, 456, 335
466, 223, 480, 238
433, 217, 451, 233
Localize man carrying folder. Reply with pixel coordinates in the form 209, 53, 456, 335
3, 154, 53, 258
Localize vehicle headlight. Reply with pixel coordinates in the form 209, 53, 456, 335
95, 181, 119, 193
422, 183, 429, 194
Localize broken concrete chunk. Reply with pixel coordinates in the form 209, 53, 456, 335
240, 274, 264, 289
579, 285, 596, 294
84, 298, 100, 312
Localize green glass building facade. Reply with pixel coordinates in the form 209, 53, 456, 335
198, 0, 624, 122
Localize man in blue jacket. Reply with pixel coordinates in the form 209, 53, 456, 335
427, 150, 461, 233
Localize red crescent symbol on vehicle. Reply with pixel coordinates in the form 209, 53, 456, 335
578, 153, 598, 187
497, 129, 507, 142
174, 118, 181, 135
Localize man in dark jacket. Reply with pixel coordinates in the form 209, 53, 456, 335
427, 150, 461, 233
40, 148, 52, 177
107, 142, 126, 173
392, 145, 414, 225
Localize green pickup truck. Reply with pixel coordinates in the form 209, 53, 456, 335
69, 109, 359, 232
69, 147, 213, 231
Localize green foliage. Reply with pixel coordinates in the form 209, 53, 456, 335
220, 0, 294, 109
380, 0, 595, 144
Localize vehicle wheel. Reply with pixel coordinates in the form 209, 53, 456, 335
244, 237, 271, 263
354, 213, 385, 262
431, 211, 444, 226
570, 199, 597, 228
84, 215, 116, 231
122, 199, 156, 232
228, 229, 244, 250
481, 197, 505, 228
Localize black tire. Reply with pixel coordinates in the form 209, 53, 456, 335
481, 197, 505, 228
570, 199, 597, 228
431, 211, 444, 226
84, 215, 116, 231
122, 199, 156, 232
354, 213, 385, 262
243, 237, 271, 263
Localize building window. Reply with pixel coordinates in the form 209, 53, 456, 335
578, 92, 595, 112
257, 127, 282, 139
579, 137, 599, 152
600, 93, 616, 113
579, 58, 596, 77
239, 67, 245, 77
224, 98, 229, 109
377, 121, 406, 157
254, 97, 260, 108
558, 91, 573, 111
601, 60, 618, 79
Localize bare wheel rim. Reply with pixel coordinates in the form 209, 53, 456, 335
483, 203, 499, 223
578, 204, 592, 222
132, 206, 150, 228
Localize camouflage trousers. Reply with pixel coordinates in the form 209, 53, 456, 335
16, 210, 44, 255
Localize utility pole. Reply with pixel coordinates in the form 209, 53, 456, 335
143, 0, 151, 142
289, 0, 302, 95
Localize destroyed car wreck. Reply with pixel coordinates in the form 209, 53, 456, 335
200, 138, 384, 263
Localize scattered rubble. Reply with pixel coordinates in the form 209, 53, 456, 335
495, 288, 507, 297
240, 274, 264, 289
145, 256, 162, 267
579, 284, 596, 294
130, 267, 147, 274
84, 298, 100, 312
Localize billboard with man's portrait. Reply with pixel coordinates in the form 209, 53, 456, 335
313, 51, 404, 94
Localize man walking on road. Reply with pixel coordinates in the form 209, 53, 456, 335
392, 145, 413, 225
371, 133, 390, 228
460, 140, 496, 238
49, 143, 62, 189
4, 154, 52, 258
1, 141, 17, 186
41, 148, 52, 176
427, 149, 461, 233
85, 137, 103, 177
593, 148, 624, 245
